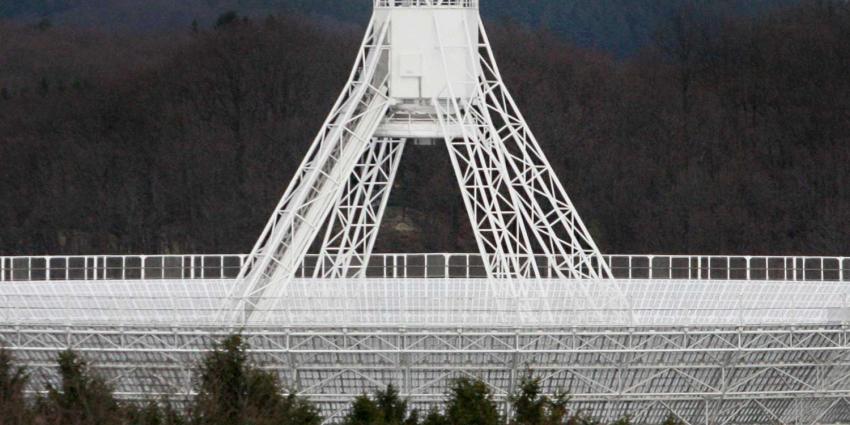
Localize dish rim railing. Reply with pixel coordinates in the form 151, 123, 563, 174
0, 253, 847, 282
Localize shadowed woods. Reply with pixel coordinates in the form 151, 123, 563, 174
0, 1, 849, 256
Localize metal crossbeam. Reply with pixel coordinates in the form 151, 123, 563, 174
220, 16, 393, 324
4, 325, 850, 424
314, 138, 405, 278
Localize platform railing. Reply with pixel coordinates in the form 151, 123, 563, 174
0, 253, 847, 283
375, 0, 477, 8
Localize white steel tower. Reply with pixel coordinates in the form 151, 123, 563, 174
221, 0, 618, 324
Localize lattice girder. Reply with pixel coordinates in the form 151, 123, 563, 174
4, 325, 850, 424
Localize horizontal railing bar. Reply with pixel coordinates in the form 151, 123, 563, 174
0, 253, 847, 283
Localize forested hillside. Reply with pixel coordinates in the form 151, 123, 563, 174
1, 0, 799, 56
1, 1, 849, 256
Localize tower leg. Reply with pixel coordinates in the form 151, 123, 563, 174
314, 138, 406, 278
474, 21, 612, 280
219, 15, 393, 324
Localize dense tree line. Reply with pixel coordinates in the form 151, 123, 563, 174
0, 0, 796, 56
0, 335, 683, 425
1, 0, 848, 256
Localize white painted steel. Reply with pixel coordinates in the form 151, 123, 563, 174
314, 139, 406, 278
221, 16, 393, 324
3, 254, 847, 283
3, 325, 850, 424
3, 1, 849, 422
223, 1, 616, 321
378, 6, 479, 100
374, 0, 478, 8
0, 277, 848, 327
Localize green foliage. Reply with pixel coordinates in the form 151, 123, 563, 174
344, 394, 383, 425
45, 350, 123, 425
609, 416, 632, 425
124, 401, 185, 425
0, 341, 686, 425
0, 349, 32, 424
192, 334, 321, 425
343, 385, 415, 425
510, 376, 570, 425
444, 378, 501, 425
420, 410, 450, 425
565, 412, 601, 425
661, 414, 685, 425
377, 385, 410, 425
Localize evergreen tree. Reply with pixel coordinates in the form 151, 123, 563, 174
510, 376, 570, 425
444, 378, 501, 425
344, 394, 384, 425
421, 409, 449, 425
661, 414, 685, 425
192, 335, 321, 425
565, 411, 601, 425
0, 349, 31, 425
45, 350, 123, 425
125, 400, 185, 425
343, 385, 415, 425
377, 385, 409, 425
511, 377, 546, 425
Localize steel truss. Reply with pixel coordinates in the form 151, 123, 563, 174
6, 2, 843, 424
221, 16, 393, 324
222, 5, 621, 323
433, 18, 610, 282
313, 138, 405, 278
3, 325, 850, 424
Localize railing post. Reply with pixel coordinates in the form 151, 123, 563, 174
668, 256, 672, 279
648, 255, 653, 280
697, 257, 702, 280
840, 257, 845, 282
746, 256, 751, 281
790, 257, 795, 281
141, 256, 146, 280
